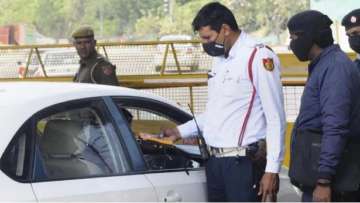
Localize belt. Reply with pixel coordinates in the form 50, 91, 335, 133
208, 146, 247, 158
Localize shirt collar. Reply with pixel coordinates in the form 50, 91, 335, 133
227, 32, 244, 59
215, 31, 258, 62
308, 44, 340, 74
223, 31, 257, 59
357, 54, 360, 60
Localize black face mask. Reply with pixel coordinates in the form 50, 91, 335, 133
349, 35, 360, 54
202, 42, 224, 56
202, 31, 225, 57
290, 34, 314, 61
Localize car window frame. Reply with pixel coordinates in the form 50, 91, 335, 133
110, 96, 204, 174
112, 96, 192, 123
30, 97, 135, 182
0, 119, 37, 183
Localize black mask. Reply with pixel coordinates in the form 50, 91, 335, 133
349, 35, 360, 54
202, 31, 225, 57
290, 34, 314, 61
202, 42, 225, 57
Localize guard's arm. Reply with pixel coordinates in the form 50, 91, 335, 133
252, 47, 286, 173
93, 62, 120, 86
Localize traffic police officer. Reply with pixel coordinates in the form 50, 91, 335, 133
342, 9, 360, 70
287, 10, 360, 202
72, 26, 119, 85
141, 2, 286, 202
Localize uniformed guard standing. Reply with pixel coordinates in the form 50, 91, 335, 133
72, 26, 119, 86
342, 9, 360, 202
287, 10, 360, 202
140, 2, 286, 202
342, 9, 360, 70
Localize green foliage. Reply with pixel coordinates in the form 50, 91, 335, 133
0, 0, 36, 25
134, 0, 309, 44
0, 0, 309, 44
227, 0, 309, 43
135, 0, 213, 39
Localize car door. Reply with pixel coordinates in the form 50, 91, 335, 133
28, 98, 158, 201
0, 123, 38, 201
111, 96, 207, 202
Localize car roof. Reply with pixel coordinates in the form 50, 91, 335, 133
0, 82, 185, 154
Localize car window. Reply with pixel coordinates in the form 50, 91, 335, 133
33, 100, 130, 181
1, 123, 32, 182
113, 98, 202, 172
128, 107, 177, 135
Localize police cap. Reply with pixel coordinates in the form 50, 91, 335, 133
342, 9, 360, 30
72, 26, 94, 39
287, 10, 332, 34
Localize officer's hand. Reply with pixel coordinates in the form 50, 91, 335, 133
312, 185, 331, 202
162, 128, 182, 142
139, 128, 181, 143
258, 172, 279, 202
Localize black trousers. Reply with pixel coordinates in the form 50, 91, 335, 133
205, 156, 263, 202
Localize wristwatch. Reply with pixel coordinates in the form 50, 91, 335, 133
317, 179, 331, 187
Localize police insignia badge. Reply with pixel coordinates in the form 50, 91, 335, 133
103, 66, 113, 75
351, 16, 357, 23
262, 58, 274, 71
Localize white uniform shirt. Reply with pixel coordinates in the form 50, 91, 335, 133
178, 32, 286, 173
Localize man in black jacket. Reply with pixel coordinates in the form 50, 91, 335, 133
288, 10, 360, 202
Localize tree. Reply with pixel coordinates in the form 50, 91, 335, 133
226, 0, 309, 44
33, 0, 76, 41
0, 0, 165, 40
134, 0, 309, 44
0, 0, 309, 43
0, 0, 36, 25
135, 0, 213, 39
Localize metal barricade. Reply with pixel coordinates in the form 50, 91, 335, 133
0, 40, 354, 167
0, 40, 340, 79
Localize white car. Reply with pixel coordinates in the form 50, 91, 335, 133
0, 82, 300, 201
0, 82, 207, 201
154, 35, 200, 72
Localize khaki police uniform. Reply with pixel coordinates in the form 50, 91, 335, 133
72, 26, 119, 86
73, 52, 119, 86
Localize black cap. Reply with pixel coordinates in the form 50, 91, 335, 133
287, 10, 333, 34
342, 9, 360, 30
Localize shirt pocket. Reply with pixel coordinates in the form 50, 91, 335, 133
222, 76, 253, 98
